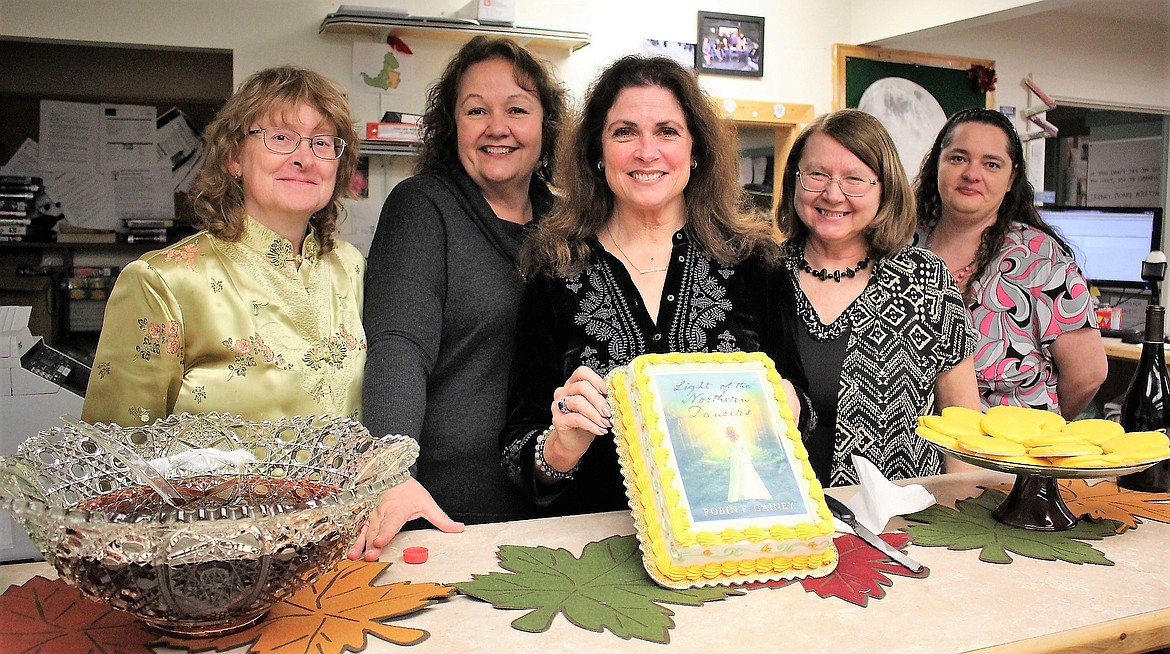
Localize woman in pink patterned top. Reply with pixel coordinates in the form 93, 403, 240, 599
913, 108, 1107, 416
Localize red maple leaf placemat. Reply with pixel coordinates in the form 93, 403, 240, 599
743, 532, 928, 606
0, 575, 157, 654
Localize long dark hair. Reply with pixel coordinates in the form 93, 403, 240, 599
521, 55, 777, 277
415, 36, 565, 182
915, 107, 1073, 296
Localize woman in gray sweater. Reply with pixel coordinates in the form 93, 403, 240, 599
351, 36, 566, 560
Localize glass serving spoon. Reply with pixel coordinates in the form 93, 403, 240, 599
61, 414, 188, 508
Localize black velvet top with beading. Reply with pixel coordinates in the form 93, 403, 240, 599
499, 230, 810, 516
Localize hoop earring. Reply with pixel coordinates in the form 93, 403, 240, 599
597, 160, 604, 171
691, 159, 698, 170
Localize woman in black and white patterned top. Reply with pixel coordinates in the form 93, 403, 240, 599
500, 55, 810, 515
774, 109, 981, 487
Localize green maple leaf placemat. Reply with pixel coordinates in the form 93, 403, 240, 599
903, 488, 1121, 565
451, 534, 738, 644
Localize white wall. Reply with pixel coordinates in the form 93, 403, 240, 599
1, 0, 857, 251
4, 0, 1167, 252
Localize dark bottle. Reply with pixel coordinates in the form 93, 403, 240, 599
1119, 304, 1170, 492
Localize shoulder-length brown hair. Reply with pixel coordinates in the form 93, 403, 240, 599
775, 109, 915, 259
521, 54, 777, 277
415, 36, 566, 182
187, 65, 359, 253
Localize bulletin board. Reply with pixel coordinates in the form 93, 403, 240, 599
833, 44, 995, 175
1086, 137, 1164, 207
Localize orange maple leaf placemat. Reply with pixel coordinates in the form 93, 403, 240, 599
991, 479, 1170, 533
0, 575, 157, 654
163, 559, 453, 653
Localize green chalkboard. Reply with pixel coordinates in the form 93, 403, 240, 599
845, 56, 986, 117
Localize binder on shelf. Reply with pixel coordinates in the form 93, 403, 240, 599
365, 121, 422, 143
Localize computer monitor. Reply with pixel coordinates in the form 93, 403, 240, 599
1037, 206, 1164, 290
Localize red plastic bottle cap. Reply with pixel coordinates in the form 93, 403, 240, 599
402, 547, 429, 564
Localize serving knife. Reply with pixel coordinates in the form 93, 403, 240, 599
824, 494, 927, 575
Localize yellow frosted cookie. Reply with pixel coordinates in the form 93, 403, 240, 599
996, 454, 1052, 466
916, 425, 958, 449
1062, 418, 1125, 445
1119, 446, 1170, 465
941, 406, 986, 432
986, 405, 1066, 430
1023, 429, 1094, 448
1028, 443, 1103, 458
919, 414, 982, 440
980, 412, 1039, 444
1100, 431, 1170, 454
957, 433, 1027, 457
1058, 453, 1128, 468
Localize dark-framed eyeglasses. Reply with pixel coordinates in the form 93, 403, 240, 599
246, 128, 346, 160
796, 170, 879, 197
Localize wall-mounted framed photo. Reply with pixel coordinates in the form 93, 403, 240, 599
696, 11, 763, 77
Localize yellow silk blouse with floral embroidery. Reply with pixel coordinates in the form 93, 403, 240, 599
82, 217, 366, 426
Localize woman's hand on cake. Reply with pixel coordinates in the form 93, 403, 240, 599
551, 366, 612, 437
781, 379, 802, 425
539, 367, 612, 481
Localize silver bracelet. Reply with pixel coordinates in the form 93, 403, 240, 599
535, 426, 579, 481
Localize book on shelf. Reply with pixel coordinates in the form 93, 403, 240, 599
365, 121, 421, 143
0, 217, 32, 226
56, 223, 118, 244
120, 234, 168, 244
0, 199, 33, 213
123, 218, 175, 228
0, 175, 43, 187
0, 224, 27, 236
0, 190, 36, 200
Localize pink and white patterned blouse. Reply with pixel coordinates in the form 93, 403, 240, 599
920, 223, 1098, 414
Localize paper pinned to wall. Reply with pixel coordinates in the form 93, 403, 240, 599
1087, 137, 1163, 207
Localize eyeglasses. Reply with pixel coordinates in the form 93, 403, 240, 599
796, 170, 879, 197
246, 128, 346, 160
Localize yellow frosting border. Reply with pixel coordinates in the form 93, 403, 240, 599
609, 351, 838, 588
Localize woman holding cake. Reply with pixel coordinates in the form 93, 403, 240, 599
499, 55, 809, 515
773, 109, 981, 487
912, 107, 1106, 416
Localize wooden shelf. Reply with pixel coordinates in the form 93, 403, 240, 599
320, 12, 591, 52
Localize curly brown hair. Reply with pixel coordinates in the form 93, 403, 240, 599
520, 55, 777, 277
415, 36, 566, 182
187, 65, 359, 254
774, 109, 915, 260
915, 107, 1072, 299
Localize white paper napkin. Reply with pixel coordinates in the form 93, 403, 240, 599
842, 454, 936, 534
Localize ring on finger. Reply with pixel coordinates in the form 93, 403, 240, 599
557, 396, 572, 414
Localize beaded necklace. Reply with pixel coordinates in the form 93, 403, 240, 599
799, 250, 872, 282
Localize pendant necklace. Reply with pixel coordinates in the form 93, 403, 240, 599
799, 248, 871, 282
605, 224, 668, 274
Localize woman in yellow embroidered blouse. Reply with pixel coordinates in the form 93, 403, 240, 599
82, 65, 367, 425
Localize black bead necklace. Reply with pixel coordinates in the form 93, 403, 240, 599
799, 252, 872, 282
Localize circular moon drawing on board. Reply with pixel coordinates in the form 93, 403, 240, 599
858, 77, 947, 176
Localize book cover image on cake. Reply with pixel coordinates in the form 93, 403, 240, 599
608, 351, 838, 588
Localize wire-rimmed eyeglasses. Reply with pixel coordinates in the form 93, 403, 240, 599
247, 128, 346, 160
796, 170, 879, 197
